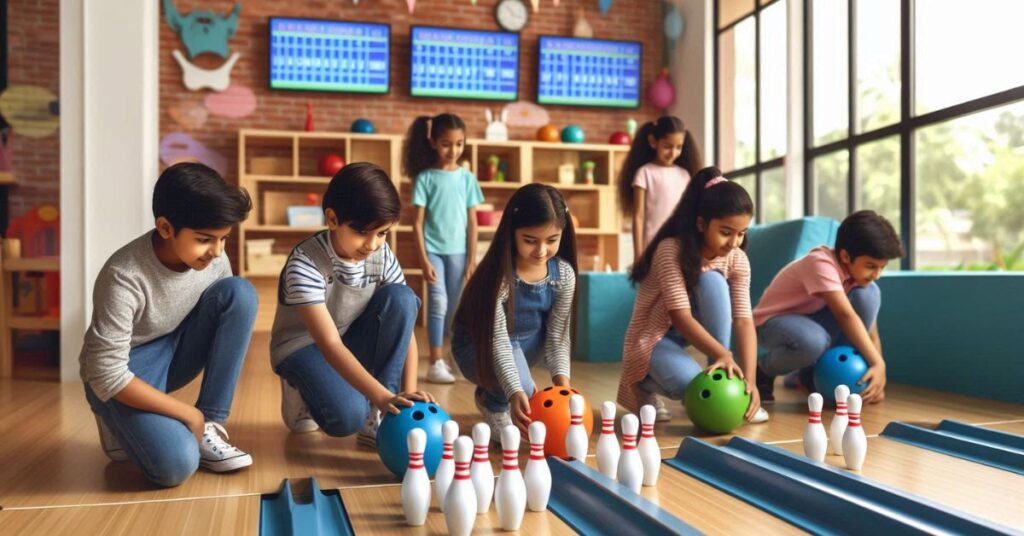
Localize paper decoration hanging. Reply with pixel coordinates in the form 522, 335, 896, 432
573, 8, 593, 38
664, 5, 684, 41
599, 0, 613, 15
531, 0, 540, 12
504, 101, 550, 128
407, 0, 416, 13
204, 85, 257, 118
162, 0, 241, 60
648, 68, 676, 110
0, 86, 60, 138
159, 132, 228, 177
173, 51, 241, 92
169, 101, 209, 129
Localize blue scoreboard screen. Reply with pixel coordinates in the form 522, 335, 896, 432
537, 36, 642, 108
269, 18, 390, 94
410, 26, 519, 101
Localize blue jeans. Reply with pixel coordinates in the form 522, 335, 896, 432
275, 284, 419, 437
639, 271, 733, 401
85, 277, 257, 487
452, 328, 542, 413
426, 252, 467, 348
757, 283, 881, 377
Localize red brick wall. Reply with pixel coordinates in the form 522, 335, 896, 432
159, 0, 666, 182
5, 0, 61, 221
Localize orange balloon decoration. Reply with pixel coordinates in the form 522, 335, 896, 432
536, 124, 560, 142
528, 386, 594, 459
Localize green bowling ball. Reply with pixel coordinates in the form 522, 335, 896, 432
684, 370, 751, 434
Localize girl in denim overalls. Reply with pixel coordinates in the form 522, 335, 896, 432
451, 184, 578, 437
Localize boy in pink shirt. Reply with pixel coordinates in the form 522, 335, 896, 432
753, 211, 903, 404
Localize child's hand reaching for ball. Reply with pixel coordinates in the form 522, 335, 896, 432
510, 391, 532, 434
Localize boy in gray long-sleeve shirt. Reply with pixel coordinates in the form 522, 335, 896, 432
79, 162, 257, 487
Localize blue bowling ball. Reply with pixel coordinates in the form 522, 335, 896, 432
561, 124, 585, 143
814, 345, 868, 402
351, 118, 376, 134
376, 401, 449, 478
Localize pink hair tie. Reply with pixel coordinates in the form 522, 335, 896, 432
704, 176, 728, 189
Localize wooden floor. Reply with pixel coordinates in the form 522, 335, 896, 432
0, 328, 1021, 535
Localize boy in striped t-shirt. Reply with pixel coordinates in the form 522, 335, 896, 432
270, 163, 433, 446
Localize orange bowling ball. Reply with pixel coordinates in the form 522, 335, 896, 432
536, 124, 560, 142
529, 386, 594, 458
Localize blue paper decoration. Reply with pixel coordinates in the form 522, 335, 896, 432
599, 0, 613, 15
163, 0, 241, 59
665, 6, 684, 41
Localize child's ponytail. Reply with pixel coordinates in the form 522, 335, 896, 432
675, 129, 704, 177
617, 121, 659, 216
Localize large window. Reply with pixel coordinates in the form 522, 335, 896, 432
806, 0, 1024, 269
715, 0, 789, 224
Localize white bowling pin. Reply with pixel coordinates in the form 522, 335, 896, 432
616, 414, 643, 493
803, 393, 828, 462
842, 394, 867, 471
444, 436, 478, 536
638, 405, 660, 486
565, 394, 589, 461
401, 428, 430, 526
494, 425, 527, 531
830, 385, 850, 456
524, 421, 552, 512
435, 420, 458, 511
596, 401, 620, 479
470, 423, 494, 514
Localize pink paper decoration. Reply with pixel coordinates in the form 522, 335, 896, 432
159, 132, 228, 177
203, 84, 257, 118
503, 101, 550, 128
648, 68, 676, 110
407, 0, 416, 13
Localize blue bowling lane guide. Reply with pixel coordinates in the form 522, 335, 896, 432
538, 36, 641, 108
269, 18, 390, 94
410, 27, 519, 101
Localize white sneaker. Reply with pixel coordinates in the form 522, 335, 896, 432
357, 407, 381, 448
646, 393, 672, 422
474, 388, 511, 443
750, 407, 770, 424
94, 416, 129, 462
426, 359, 456, 384
280, 378, 319, 433
199, 422, 253, 472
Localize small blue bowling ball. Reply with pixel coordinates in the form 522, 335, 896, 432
561, 124, 585, 143
376, 401, 449, 478
814, 345, 868, 402
351, 118, 376, 134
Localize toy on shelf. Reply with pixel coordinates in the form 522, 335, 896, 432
536, 124, 560, 142
318, 153, 345, 177
305, 102, 315, 132
484, 154, 507, 182
625, 118, 638, 139
351, 118, 376, 134
6, 205, 60, 317
558, 164, 576, 185
287, 193, 323, 227
561, 124, 585, 144
484, 109, 509, 142
608, 131, 630, 145
581, 160, 596, 185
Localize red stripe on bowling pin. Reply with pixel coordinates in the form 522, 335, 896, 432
836, 402, 848, 416
408, 451, 424, 470
571, 415, 583, 425
442, 442, 454, 460
622, 433, 637, 450
602, 418, 614, 434
502, 449, 519, 470
529, 442, 545, 460
641, 423, 654, 438
454, 461, 471, 480
808, 410, 822, 424
473, 445, 488, 462
848, 411, 861, 427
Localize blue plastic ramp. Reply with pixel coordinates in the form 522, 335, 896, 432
881, 420, 1024, 475
664, 436, 1020, 535
259, 478, 354, 536
546, 457, 701, 536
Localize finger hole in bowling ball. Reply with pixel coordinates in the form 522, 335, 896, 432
544, 387, 553, 391
839, 353, 848, 362
544, 400, 553, 408
570, 388, 580, 394
559, 390, 570, 396
428, 405, 438, 413
412, 410, 425, 421
701, 389, 711, 399
712, 372, 723, 381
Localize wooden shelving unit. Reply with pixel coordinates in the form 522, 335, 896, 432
0, 239, 60, 380
238, 129, 629, 330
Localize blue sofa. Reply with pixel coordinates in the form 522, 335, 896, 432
575, 216, 1024, 404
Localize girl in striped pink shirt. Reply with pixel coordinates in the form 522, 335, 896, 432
617, 167, 767, 425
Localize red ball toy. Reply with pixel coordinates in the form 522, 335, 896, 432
609, 131, 631, 145
528, 386, 594, 459
318, 153, 345, 177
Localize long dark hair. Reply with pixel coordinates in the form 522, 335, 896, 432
617, 116, 704, 216
631, 166, 753, 298
454, 184, 578, 393
401, 113, 466, 179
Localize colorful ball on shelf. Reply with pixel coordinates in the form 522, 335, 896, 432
560, 125, 585, 144
318, 153, 345, 177
536, 124, 560, 142
608, 131, 631, 145
351, 118, 376, 134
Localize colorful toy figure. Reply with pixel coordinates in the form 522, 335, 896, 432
582, 160, 596, 185
163, 0, 241, 59
486, 154, 507, 182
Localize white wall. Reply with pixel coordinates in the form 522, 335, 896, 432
60, 0, 159, 381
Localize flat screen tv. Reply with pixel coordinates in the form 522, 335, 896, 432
537, 36, 642, 108
409, 26, 519, 101
268, 17, 390, 94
